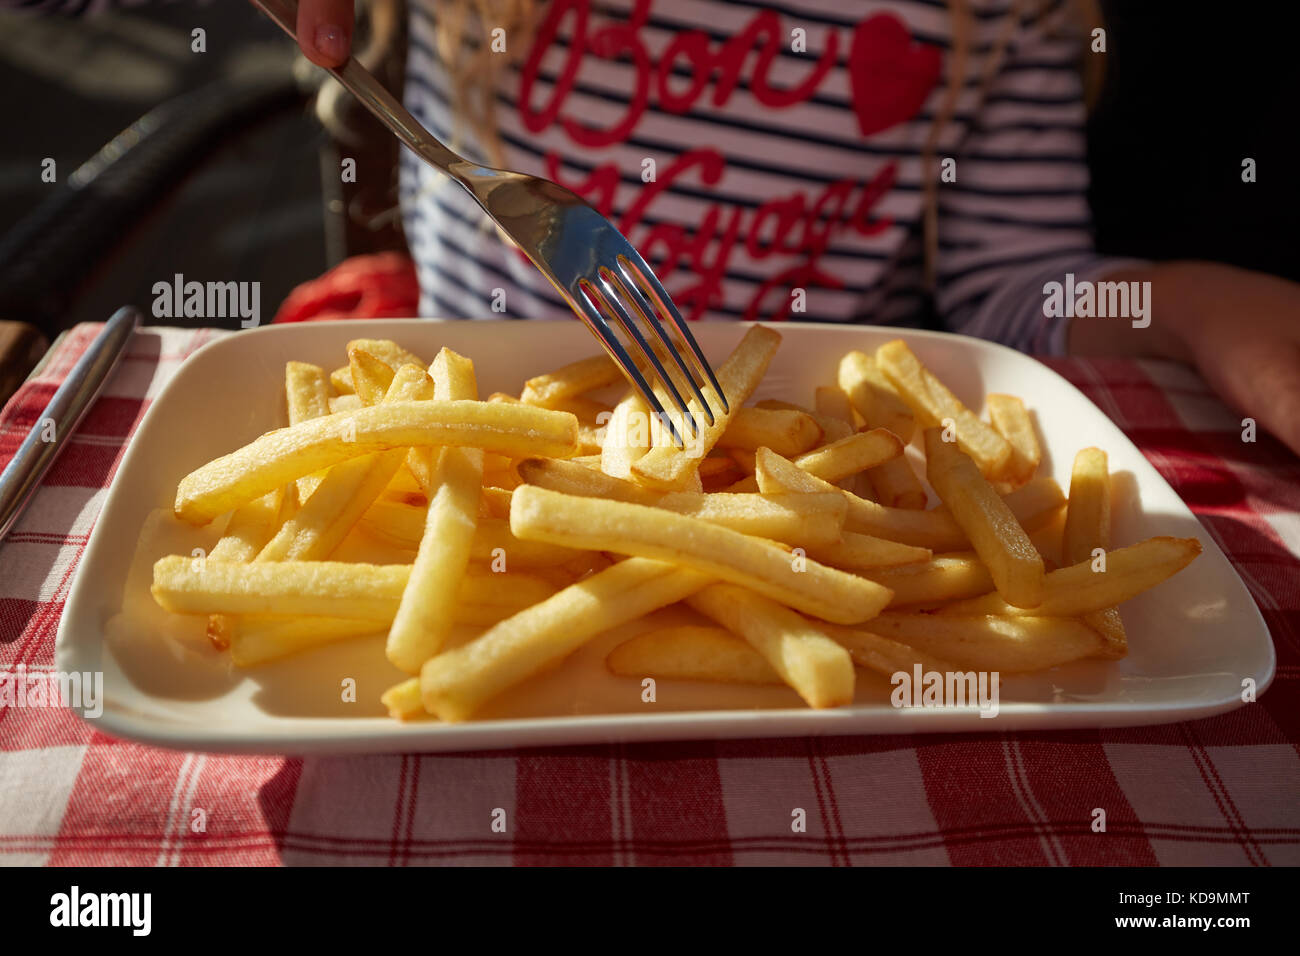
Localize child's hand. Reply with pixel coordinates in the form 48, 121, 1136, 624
1070, 261, 1300, 457
292, 0, 355, 68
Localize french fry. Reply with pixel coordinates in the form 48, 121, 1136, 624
153, 556, 399, 619
756, 446, 963, 547
509, 485, 891, 624
606, 625, 784, 685
789, 428, 902, 482
257, 366, 434, 562
359, 501, 588, 565
837, 350, 915, 443
382, 465, 427, 504
1064, 448, 1111, 562
758, 398, 854, 444
530, 551, 613, 590
599, 391, 652, 479
174, 400, 579, 524
847, 476, 878, 504
472, 517, 590, 566
329, 366, 354, 395
482, 464, 522, 490
228, 588, 556, 668
717, 406, 821, 457
381, 677, 426, 720
876, 339, 1010, 477
937, 536, 1202, 617
990, 477, 1067, 532
521, 354, 623, 407
808, 532, 931, 571
420, 558, 713, 722
1076, 544, 1169, 623
204, 488, 286, 649
229, 616, 385, 667
754, 452, 956, 548
813, 386, 857, 433
387, 348, 486, 673
546, 395, 614, 423
827, 615, 1107, 672
255, 453, 401, 562
924, 429, 1044, 608
351, 339, 426, 372
756, 448, 1064, 550
404, 358, 462, 495
329, 339, 426, 395
632, 326, 782, 490
699, 456, 743, 491
286, 362, 332, 503
479, 486, 513, 518
518, 456, 662, 505
810, 386, 865, 497
722, 475, 760, 493
816, 626, 959, 681
986, 393, 1041, 486
152, 556, 554, 621
723, 428, 901, 494
824, 365, 926, 508
728, 447, 758, 475
210, 489, 285, 562
518, 458, 842, 545
348, 349, 397, 406
687, 583, 855, 708
657, 491, 846, 547
327, 394, 363, 414
860, 553, 994, 607
865, 457, 928, 510
1063, 447, 1127, 658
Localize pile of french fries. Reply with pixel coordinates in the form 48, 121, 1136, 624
150, 330, 1201, 723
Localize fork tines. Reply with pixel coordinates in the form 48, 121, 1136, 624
575, 256, 727, 448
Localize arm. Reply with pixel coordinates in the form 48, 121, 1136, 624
1070, 261, 1300, 455
934, 4, 1300, 457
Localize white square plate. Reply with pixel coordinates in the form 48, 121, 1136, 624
56, 320, 1274, 753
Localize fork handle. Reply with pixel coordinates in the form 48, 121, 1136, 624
251, 0, 467, 177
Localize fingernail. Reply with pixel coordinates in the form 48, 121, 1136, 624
314, 25, 348, 63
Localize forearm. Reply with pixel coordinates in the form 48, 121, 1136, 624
1067, 260, 1300, 362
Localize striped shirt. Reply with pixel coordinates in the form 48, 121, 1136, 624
16, 0, 1139, 353
400, 0, 1138, 352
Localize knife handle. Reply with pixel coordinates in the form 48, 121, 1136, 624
0, 306, 141, 543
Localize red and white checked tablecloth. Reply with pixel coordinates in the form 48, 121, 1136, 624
0, 323, 1296, 867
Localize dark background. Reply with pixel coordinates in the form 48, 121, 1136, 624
1087, 0, 1300, 284
0, 0, 1296, 337
0, 3, 329, 334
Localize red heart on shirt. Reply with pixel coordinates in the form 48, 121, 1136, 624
847, 13, 942, 138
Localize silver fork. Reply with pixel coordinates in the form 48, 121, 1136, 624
252, 0, 727, 446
